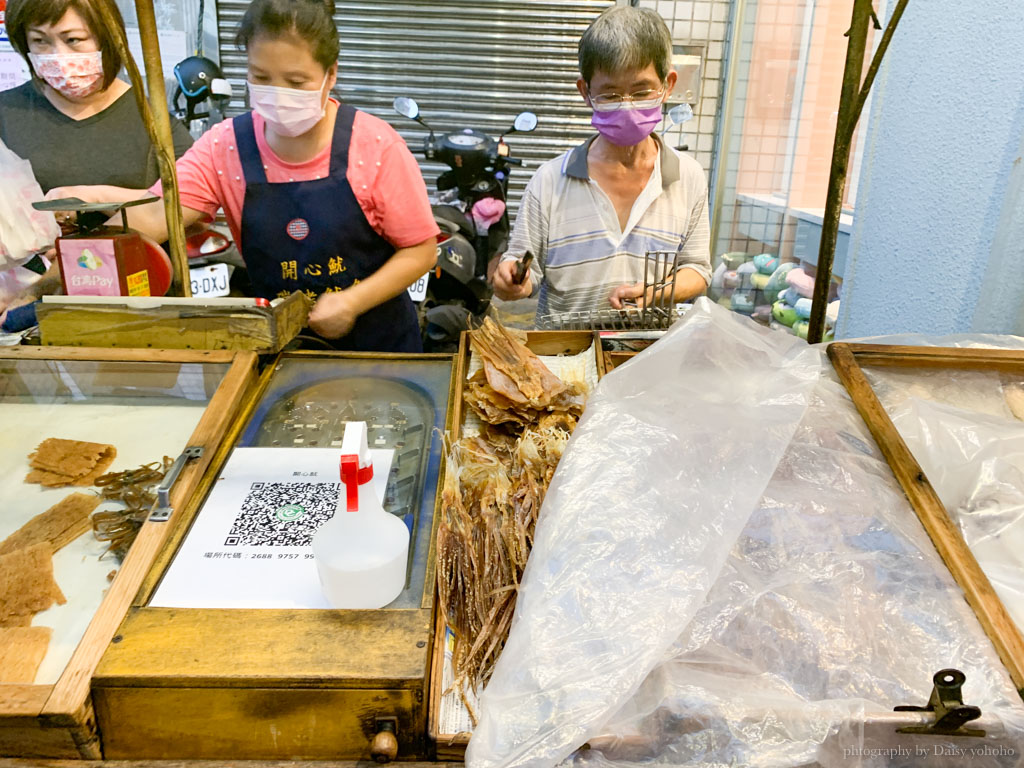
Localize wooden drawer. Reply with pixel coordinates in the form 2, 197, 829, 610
95, 686, 423, 760
36, 292, 310, 353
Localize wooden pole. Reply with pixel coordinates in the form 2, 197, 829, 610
848, 0, 909, 137
806, 0, 873, 344
840, 342, 1024, 374
133, 0, 191, 297
94, 0, 191, 297
808, 0, 909, 343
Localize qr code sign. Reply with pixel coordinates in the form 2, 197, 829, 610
226, 482, 340, 546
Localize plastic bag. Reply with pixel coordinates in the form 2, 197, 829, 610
468, 299, 822, 768
468, 302, 1024, 768
867, 365, 1024, 641
573, 375, 1024, 768
0, 262, 45, 308
0, 138, 58, 270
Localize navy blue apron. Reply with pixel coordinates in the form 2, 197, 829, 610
235, 105, 422, 352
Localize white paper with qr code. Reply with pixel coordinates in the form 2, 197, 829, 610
151, 447, 393, 608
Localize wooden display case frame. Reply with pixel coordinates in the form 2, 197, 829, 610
429, 330, 601, 759
828, 342, 1024, 699
0, 347, 259, 758
36, 291, 311, 354
91, 351, 459, 761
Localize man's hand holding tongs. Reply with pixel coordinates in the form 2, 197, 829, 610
492, 251, 535, 301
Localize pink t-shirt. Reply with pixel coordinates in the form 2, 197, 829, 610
152, 100, 439, 253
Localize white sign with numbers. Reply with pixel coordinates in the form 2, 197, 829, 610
188, 262, 231, 298
406, 271, 430, 302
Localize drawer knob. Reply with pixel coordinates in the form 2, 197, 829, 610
371, 721, 398, 763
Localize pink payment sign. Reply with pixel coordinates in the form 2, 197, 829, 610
60, 240, 121, 296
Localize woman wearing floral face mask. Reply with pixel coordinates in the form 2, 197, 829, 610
0, 0, 193, 193
58, 0, 438, 352
0, 0, 193, 315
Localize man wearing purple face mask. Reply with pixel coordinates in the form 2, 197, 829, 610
492, 6, 711, 325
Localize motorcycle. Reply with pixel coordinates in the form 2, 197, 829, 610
392, 96, 537, 350
170, 55, 248, 299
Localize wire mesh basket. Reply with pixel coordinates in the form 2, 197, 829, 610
537, 250, 685, 331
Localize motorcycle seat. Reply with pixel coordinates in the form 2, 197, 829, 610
432, 204, 475, 242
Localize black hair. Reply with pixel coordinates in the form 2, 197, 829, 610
236, 0, 340, 71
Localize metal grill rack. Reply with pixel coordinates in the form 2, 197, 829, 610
539, 250, 685, 330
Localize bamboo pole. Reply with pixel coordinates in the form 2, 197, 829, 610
94, 0, 191, 297
807, 0, 910, 343
848, 0, 909, 137
806, 0, 873, 344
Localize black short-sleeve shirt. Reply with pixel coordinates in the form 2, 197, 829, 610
0, 80, 193, 193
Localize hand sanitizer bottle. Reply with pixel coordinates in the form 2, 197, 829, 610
312, 421, 410, 609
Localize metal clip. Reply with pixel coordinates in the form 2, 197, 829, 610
894, 669, 985, 737
149, 446, 204, 522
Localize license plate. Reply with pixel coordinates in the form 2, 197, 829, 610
407, 271, 429, 303
189, 262, 231, 298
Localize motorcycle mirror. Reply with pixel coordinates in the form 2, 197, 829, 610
660, 103, 693, 135
512, 111, 538, 133
393, 96, 420, 120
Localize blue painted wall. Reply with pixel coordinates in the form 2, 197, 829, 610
839, 0, 1024, 338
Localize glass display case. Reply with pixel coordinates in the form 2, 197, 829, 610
0, 348, 258, 758
149, 356, 451, 611
92, 352, 455, 761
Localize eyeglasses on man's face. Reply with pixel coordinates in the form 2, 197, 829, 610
588, 84, 668, 112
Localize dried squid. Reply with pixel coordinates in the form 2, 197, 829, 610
91, 457, 172, 560
438, 318, 585, 721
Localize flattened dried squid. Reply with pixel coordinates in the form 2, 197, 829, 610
439, 320, 583, 721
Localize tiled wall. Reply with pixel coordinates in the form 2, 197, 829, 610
636, 0, 734, 179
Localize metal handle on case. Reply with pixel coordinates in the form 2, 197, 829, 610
149, 446, 204, 522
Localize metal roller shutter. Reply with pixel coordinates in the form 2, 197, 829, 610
216, 0, 614, 213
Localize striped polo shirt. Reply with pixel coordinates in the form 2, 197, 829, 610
503, 133, 711, 327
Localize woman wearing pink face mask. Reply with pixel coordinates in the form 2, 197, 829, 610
57, 0, 438, 352
0, 0, 193, 193
492, 6, 712, 327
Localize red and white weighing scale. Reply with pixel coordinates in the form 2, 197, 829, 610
32, 197, 174, 297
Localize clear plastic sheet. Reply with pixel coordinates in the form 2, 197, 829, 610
468, 299, 822, 768
867, 365, 1024, 641
573, 376, 1024, 768
468, 304, 1024, 768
